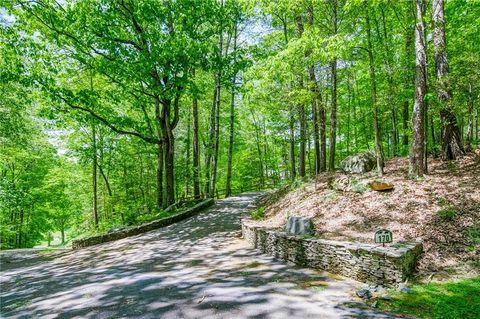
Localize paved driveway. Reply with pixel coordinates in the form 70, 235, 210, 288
1, 193, 401, 318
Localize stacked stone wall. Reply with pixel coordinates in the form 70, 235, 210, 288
242, 219, 422, 287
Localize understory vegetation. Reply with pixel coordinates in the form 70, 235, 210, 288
1, 0, 479, 251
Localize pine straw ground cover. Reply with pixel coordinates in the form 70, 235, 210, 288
253, 153, 480, 279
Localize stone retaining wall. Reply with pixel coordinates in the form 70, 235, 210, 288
72, 199, 215, 249
242, 219, 422, 287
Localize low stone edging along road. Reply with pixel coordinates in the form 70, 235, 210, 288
72, 199, 215, 249
1, 193, 406, 319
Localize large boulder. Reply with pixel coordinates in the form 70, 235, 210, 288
340, 152, 376, 174
285, 216, 315, 236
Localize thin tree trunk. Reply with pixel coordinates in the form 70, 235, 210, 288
365, 2, 384, 176
379, 6, 398, 156
298, 96, 306, 177
205, 90, 216, 197
61, 223, 65, 245
211, 76, 221, 197
185, 106, 191, 197
192, 69, 201, 199
92, 123, 99, 226
251, 112, 265, 187
98, 164, 112, 197
403, 8, 415, 149
156, 142, 164, 208
329, 0, 338, 171
433, 0, 464, 160
226, 24, 238, 197
295, 15, 306, 177
307, 6, 321, 174
466, 83, 475, 149
162, 100, 176, 206
207, 13, 224, 197
289, 105, 296, 179
410, 0, 428, 176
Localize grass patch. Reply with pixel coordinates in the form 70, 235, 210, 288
6, 300, 32, 310
436, 206, 457, 220
378, 278, 480, 319
243, 261, 262, 268
297, 279, 329, 290
250, 207, 265, 220
465, 226, 480, 245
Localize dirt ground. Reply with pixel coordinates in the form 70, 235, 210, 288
254, 153, 480, 280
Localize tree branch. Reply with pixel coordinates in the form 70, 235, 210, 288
61, 98, 160, 144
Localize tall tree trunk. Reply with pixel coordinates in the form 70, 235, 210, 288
379, 6, 398, 156
289, 105, 296, 179
92, 123, 99, 226
402, 5, 415, 149
226, 24, 238, 197
298, 94, 306, 177
329, 59, 337, 171
159, 97, 178, 207
251, 112, 265, 187
192, 69, 201, 199
329, 0, 338, 171
211, 75, 221, 197
205, 87, 216, 196
319, 93, 327, 171
207, 11, 224, 197
295, 15, 306, 177
61, 223, 65, 245
185, 106, 191, 197
466, 83, 474, 149
410, 0, 428, 176
365, 2, 385, 176
282, 15, 298, 179
432, 0, 464, 160
306, 6, 321, 174
156, 142, 164, 208
98, 164, 112, 197
163, 121, 175, 206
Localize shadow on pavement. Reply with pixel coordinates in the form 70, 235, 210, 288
1, 193, 401, 319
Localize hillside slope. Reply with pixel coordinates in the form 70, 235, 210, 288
254, 153, 480, 279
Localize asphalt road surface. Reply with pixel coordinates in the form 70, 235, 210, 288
0, 193, 403, 319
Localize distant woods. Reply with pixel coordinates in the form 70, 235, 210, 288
0, 0, 479, 248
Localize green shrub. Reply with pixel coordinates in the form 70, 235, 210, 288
251, 207, 266, 220
291, 177, 304, 189
465, 226, 480, 245
437, 206, 457, 220
447, 161, 458, 172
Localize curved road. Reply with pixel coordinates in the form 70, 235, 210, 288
1, 193, 400, 318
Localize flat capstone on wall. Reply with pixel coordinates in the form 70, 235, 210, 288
242, 219, 423, 287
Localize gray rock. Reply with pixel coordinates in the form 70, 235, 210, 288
331, 177, 369, 193
356, 288, 373, 299
382, 295, 394, 301
108, 227, 127, 233
375, 285, 387, 294
398, 283, 413, 294
285, 217, 315, 236
399, 287, 413, 294
339, 152, 377, 174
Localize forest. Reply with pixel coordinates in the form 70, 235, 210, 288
0, 0, 479, 249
